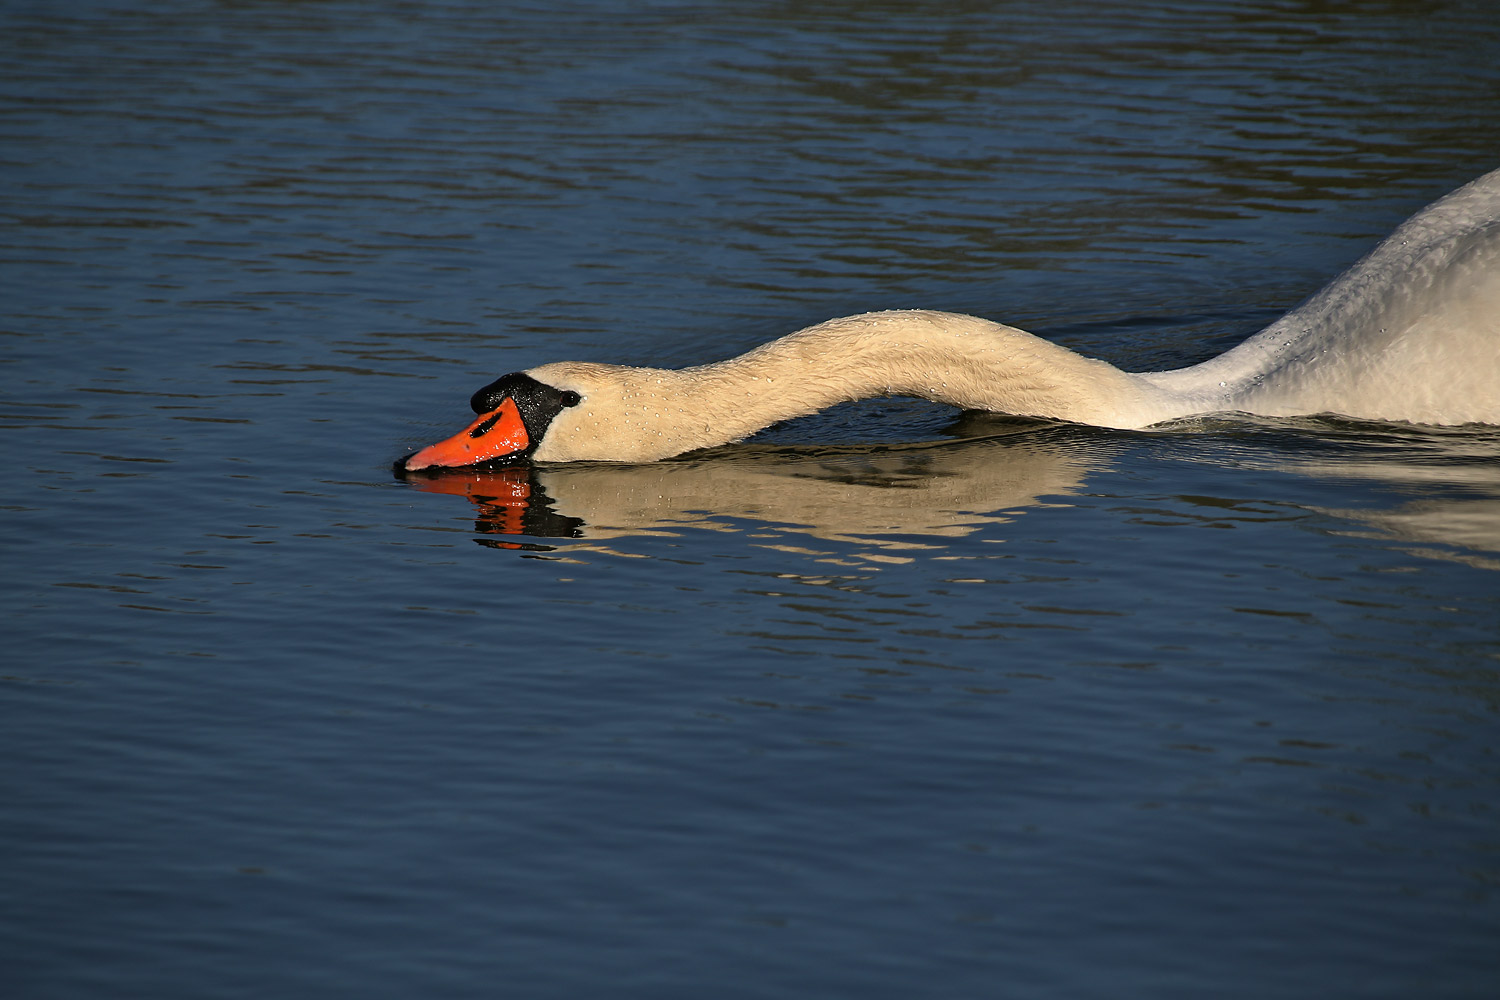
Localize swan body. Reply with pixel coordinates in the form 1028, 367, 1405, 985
403, 169, 1500, 469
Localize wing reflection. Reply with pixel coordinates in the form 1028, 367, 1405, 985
1285, 430, 1500, 567
1186, 418, 1500, 566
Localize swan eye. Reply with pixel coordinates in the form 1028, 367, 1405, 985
559, 390, 581, 408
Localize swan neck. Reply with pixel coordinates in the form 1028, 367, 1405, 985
530, 310, 1166, 462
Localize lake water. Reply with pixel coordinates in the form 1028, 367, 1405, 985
3, 2, 1498, 997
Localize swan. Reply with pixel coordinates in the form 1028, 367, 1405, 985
402, 169, 1500, 469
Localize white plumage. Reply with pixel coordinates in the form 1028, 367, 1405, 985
408, 169, 1500, 469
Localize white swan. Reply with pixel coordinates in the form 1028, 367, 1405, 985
402, 169, 1500, 469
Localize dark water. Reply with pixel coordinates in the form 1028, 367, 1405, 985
4, 2, 1499, 997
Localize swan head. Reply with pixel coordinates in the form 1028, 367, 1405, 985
400, 371, 583, 471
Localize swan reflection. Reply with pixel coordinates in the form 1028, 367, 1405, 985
399, 421, 1103, 551
398, 417, 1500, 569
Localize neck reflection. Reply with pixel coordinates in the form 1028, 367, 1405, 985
396, 421, 1109, 548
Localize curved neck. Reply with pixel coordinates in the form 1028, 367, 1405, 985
711, 310, 1157, 424
530, 311, 1168, 462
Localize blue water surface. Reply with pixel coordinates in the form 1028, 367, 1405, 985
3, 3, 1498, 998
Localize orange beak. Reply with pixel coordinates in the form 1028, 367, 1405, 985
403, 397, 530, 471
